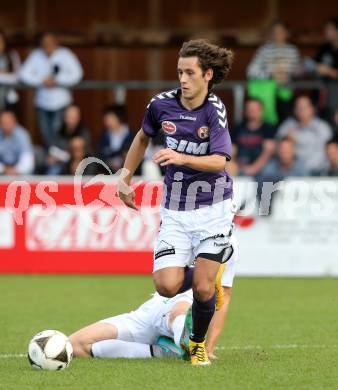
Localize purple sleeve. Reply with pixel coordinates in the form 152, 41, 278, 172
141, 101, 160, 138
209, 106, 232, 160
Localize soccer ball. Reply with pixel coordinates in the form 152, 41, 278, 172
28, 330, 73, 370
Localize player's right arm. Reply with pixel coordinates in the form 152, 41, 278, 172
118, 129, 150, 210
119, 97, 160, 209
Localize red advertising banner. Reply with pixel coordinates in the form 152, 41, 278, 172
0, 180, 163, 274
2, 178, 338, 276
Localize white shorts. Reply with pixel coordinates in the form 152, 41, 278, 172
99, 291, 193, 345
221, 235, 238, 288
153, 199, 236, 272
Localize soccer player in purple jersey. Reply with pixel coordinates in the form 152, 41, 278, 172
118, 39, 235, 365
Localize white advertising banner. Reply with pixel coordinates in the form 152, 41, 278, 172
0, 209, 14, 249
233, 178, 338, 276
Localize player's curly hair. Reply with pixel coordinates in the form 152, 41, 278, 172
179, 39, 234, 90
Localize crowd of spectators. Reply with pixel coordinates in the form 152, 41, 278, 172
0, 20, 337, 180
229, 18, 338, 181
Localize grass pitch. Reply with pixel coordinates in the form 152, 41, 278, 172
0, 275, 337, 389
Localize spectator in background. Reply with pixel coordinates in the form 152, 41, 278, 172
142, 132, 165, 180
247, 21, 302, 124
331, 107, 338, 138
98, 105, 133, 173
46, 104, 91, 174
313, 138, 338, 177
19, 32, 83, 148
261, 137, 309, 182
276, 96, 332, 174
314, 18, 338, 79
313, 19, 338, 119
61, 136, 97, 176
0, 30, 20, 112
232, 99, 276, 177
247, 21, 301, 82
0, 110, 34, 175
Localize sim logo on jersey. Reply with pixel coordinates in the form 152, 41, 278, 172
166, 136, 209, 155
162, 121, 176, 134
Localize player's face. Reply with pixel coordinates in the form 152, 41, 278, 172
178, 57, 212, 100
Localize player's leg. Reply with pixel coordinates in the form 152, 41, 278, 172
187, 200, 235, 365
167, 300, 192, 346
181, 258, 220, 365
206, 286, 232, 359
153, 295, 192, 360
153, 266, 186, 297
192, 259, 219, 330
152, 209, 193, 297
206, 235, 238, 358
70, 316, 153, 359
69, 322, 118, 357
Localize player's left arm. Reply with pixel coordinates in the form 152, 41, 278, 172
205, 286, 232, 358
153, 102, 232, 173
153, 149, 226, 173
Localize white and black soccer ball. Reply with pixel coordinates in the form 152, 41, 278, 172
28, 330, 73, 370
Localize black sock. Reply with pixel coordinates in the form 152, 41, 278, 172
178, 266, 194, 293
190, 294, 216, 343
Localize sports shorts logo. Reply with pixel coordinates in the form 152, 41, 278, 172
155, 240, 175, 260
197, 126, 209, 139
162, 121, 176, 134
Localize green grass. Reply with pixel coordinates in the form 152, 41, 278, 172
0, 276, 337, 389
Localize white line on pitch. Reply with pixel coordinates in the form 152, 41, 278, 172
216, 344, 338, 350
1, 344, 337, 359
0, 353, 26, 358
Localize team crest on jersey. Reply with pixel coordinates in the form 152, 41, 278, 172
162, 121, 176, 134
197, 126, 210, 139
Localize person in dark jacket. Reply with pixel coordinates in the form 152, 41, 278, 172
46, 103, 91, 174
97, 104, 134, 173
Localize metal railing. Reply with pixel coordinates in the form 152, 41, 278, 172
10, 79, 324, 123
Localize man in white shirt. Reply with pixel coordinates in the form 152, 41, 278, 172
19, 32, 83, 148
0, 110, 34, 175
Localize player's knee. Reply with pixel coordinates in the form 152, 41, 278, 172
192, 281, 214, 301
155, 283, 177, 298
154, 278, 178, 297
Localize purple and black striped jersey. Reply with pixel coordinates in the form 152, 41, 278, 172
142, 88, 233, 211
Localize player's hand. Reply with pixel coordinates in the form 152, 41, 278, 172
117, 180, 138, 211
208, 352, 218, 360
153, 148, 185, 167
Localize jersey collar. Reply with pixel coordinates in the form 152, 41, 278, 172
175, 88, 211, 112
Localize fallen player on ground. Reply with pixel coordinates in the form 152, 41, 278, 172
69, 236, 238, 361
